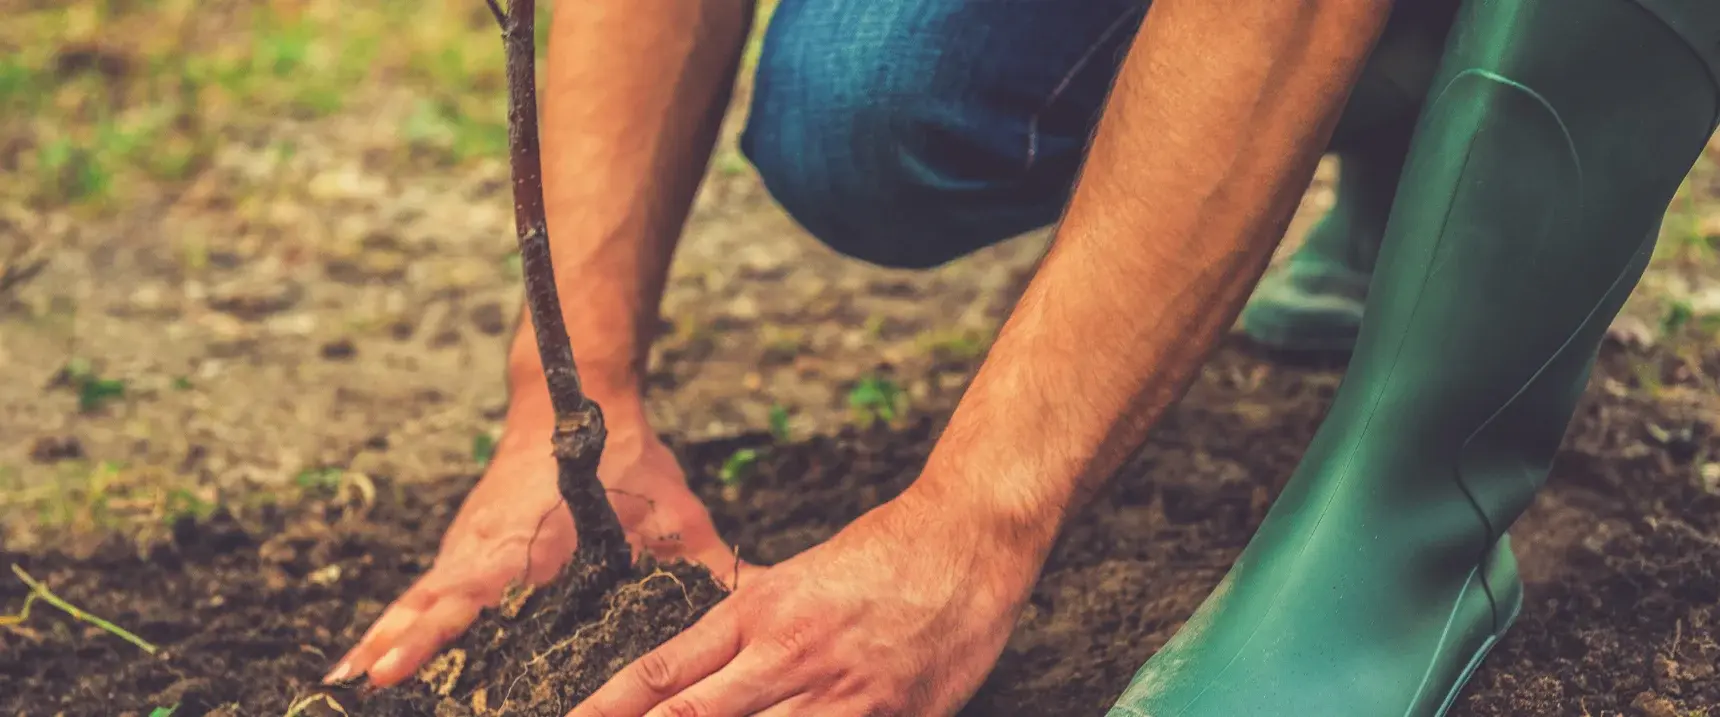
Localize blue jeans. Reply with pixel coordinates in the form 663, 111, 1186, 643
741, 0, 1457, 269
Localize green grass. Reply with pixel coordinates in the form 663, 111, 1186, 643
0, 0, 789, 209
2, 0, 555, 209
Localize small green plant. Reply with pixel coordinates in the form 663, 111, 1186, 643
719, 448, 760, 487
472, 433, 498, 466
149, 705, 178, 717
171, 376, 194, 391
848, 375, 905, 428
62, 359, 127, 413
293, 467, 343, 493
162, 488, 215, 525
717, 447, 761, 501
768, 404, 791, 443
1661, 299, 1695, 337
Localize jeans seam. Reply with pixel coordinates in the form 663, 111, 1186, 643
1023, 7, 1141, 174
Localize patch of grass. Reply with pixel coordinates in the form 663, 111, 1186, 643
848, 374, 906, 428
10, 459, 229, 543
3, 0, 561, 209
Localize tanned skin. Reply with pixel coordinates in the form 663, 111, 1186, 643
336, 0, 1395, 713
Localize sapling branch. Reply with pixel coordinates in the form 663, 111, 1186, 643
492, 0, 631, 581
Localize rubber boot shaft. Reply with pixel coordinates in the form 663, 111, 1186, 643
1111, 0, 1719, 714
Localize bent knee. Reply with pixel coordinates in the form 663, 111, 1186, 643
741, 6, 1050, 268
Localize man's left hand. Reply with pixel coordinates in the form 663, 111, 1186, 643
567, 486, 1038, 717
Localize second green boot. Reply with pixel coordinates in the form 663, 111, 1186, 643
1238, 144, 1403, 353
1239, 3, 1453, 354
1113, 0, 1720, 714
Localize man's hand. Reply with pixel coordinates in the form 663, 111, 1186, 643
569, 487, 1038, 717
325, 397, 754, 688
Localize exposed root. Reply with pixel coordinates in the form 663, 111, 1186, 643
524, 568, 694, 669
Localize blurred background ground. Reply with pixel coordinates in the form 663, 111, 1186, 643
1, 0, 1718, 562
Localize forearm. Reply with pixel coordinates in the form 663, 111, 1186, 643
506, 0, 755, 431
913, 1, 1393, 564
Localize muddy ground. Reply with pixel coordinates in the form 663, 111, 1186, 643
2, 336, 1719, 716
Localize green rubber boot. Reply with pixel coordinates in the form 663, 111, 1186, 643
1111, 1, 1720, 715
1239, 3, 1454, 353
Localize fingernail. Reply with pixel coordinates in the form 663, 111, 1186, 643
371, 647, 406, 679
322, 660, 353, 685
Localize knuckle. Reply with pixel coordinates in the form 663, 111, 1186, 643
633, 651, 679, 693
865, 695, 911, 716
767, 617, 819, 659
657, 697, 713, 717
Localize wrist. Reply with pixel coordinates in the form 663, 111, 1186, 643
897, 467, 1064, 594
504, 361, 653, 448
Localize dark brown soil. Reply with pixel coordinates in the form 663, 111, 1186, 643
3, 339, 1718, 716
352, 559, 728, 716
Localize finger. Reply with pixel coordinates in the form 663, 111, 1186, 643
567, 609, 743, 717
326, 589, 432, 683
640, 648, 801, 717
364, 595, 484, 687
688, 545, 760, 591
749, 693, 824, 717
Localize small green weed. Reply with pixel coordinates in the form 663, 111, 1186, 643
293, 466, 343, 493
768, 404, 791, 443
1662, 299, 1695, 337
472, 433, 499, 466
848, 375, 905, 428
61, 358, 127, 413
149, 706, 179, 717
2, 564, 160, 655
719, 448, 760, 487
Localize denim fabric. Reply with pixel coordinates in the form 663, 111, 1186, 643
741, 0, 1455, 269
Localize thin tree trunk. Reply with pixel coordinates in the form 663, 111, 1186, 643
492, 0, 631, 582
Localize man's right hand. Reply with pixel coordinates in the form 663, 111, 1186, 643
324, 393, 754, 689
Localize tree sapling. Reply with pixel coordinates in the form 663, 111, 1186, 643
487, 0, 630, 585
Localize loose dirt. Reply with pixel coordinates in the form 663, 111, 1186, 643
3, 339, 1717, 716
